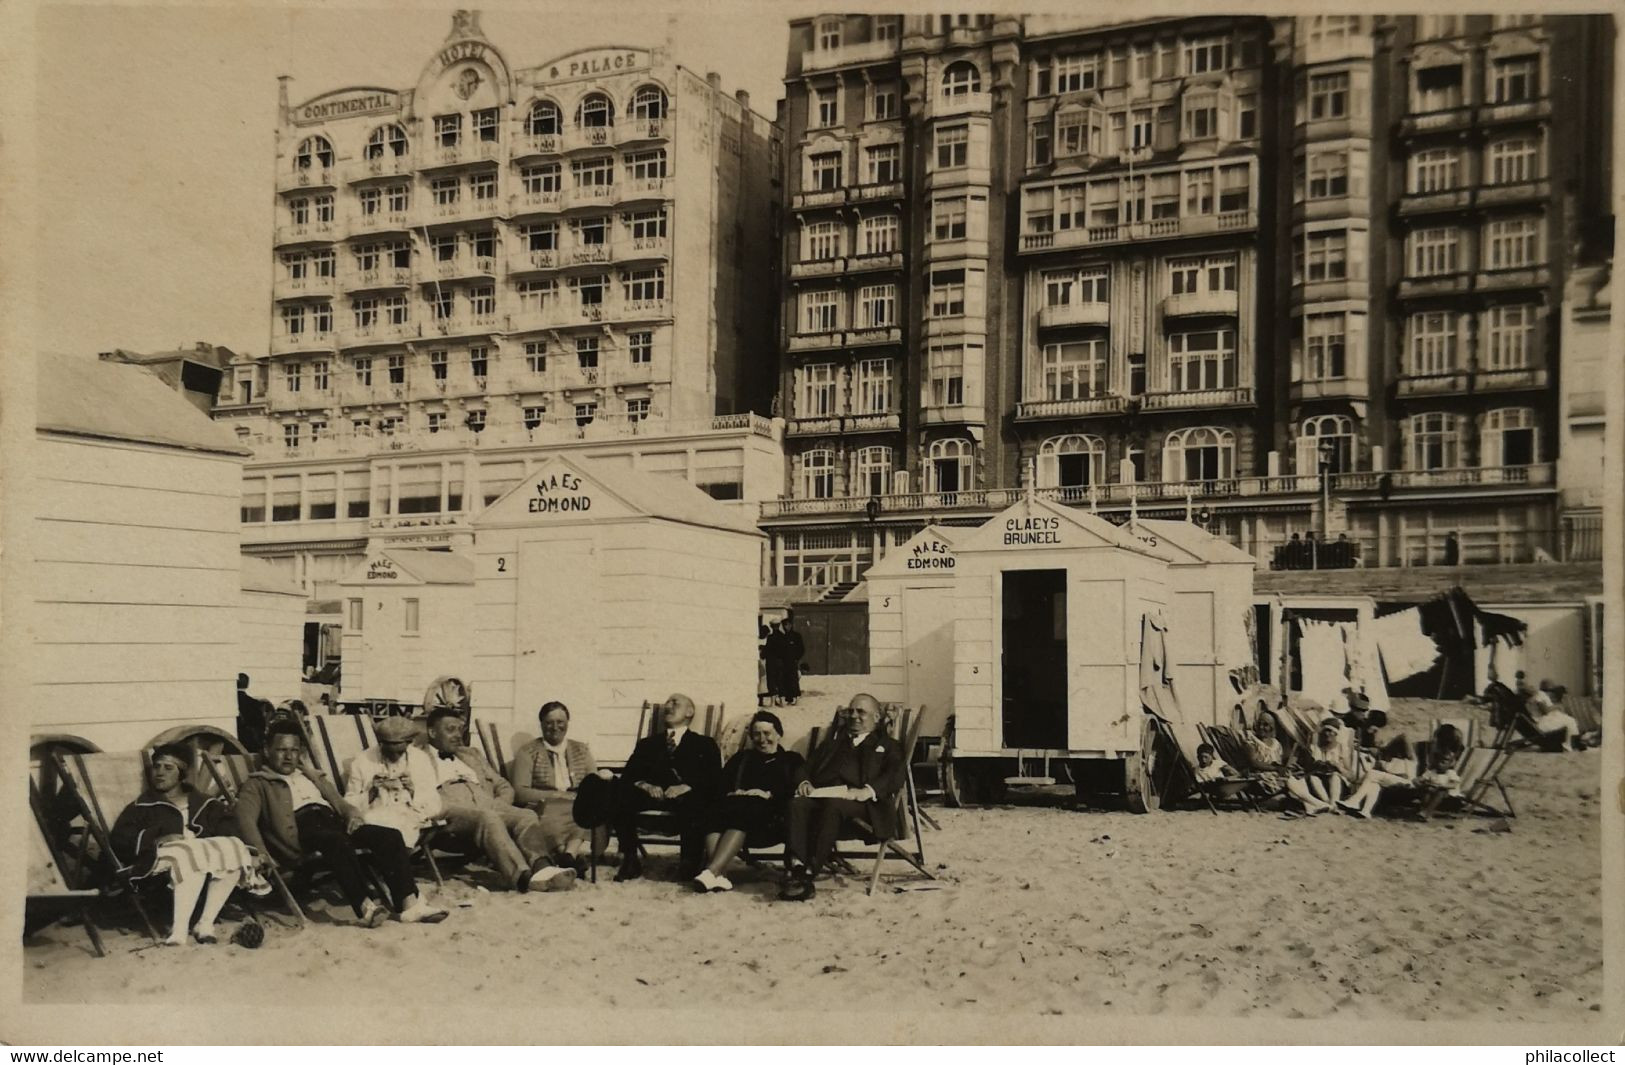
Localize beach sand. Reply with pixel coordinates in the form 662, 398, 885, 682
22, 696, 1603, 1025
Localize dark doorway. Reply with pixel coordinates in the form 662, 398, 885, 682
1001, 569, 1068, 748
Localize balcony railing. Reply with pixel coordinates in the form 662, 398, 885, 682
621, 177, 669, 201
1140, 387, 1254, 410
1331, 463, 1555, 491
349, 210, 411, 235
788, 257, 847, 280
851, 181, 905, 203
1396, 367, 1548, 395
564, 126, 614, 152
799, 37, 900, 73
346, 154, 413, 182
562, 184, 618, 210
347, 267, 413, 291
277, 166, 335, 192
786, 330, 844, 352
1020, 210, 1255, 252
429, 140, 503, 167
847, 251, 904, 274
511, 190, 563, 214
340, 321, 417, 348
785, 411, 901, 436
1475, 178, 1550, 208
514, 133, 562, 157
273, 220, 337, 245
618, 118, 667, 143
1475, 366, 1548, 391
792, 187, 848, 210
845, 326, 902, 348
1398, 105, 1474, 137
1162, 290, 1239, 318
270, 330, 338, 355
1038, 302, 1111, 329
1395, 371, 1471, 397
1476, 264, 1551, 292
932, 90, 993, 118
1396, 272, 1473, 300
565, 244, 613, 266
1476, 98, 1552, 125
1015, 395, 1127, 420
623, 235, 670, 259
273, 275, 337, 300
1397, 188, 1475, 216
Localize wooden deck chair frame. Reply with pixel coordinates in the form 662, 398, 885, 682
1190, 724, 1264, 814
195, 753, 310, 927
28, 775, 108, 957
1418, 745, 1517, 821
48, 751, 165, 948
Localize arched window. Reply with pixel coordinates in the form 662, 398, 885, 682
854, 446, 893, 497
1297, 414, 1355, 475
926, 437, 974, 494
526, 100, 561, 136
630, 85, 668, 120
576, 93, 615, 128
800, 448, 836, 499
365, 125, 408, 160
295, 136, 334, 170
1038, 434, 1105, 490
1406, 411, 1462, 470
941, 61, 982, 99
1481, 407, 1537, 467
1163, 426, 1235, 483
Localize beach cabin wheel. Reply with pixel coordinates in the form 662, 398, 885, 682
940, 717, 967, 808
30, 734, 104, 883
146, 724, 249, 760
1123, 717, 1164, 814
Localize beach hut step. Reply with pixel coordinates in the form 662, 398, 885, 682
1003, 776, 1056, 786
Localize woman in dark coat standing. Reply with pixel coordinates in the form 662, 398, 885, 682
692, 711, 805, 892
763, 620, 788, 705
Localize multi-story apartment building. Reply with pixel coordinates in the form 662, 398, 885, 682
217, 11, 783, 597
763, 13, 1612, 589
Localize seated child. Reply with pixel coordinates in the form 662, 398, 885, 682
1192, 743, 1235, 784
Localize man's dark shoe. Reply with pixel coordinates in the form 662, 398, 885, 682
614, 855, 643, 883
516, 869, 533, 893
777, 874, 815, 902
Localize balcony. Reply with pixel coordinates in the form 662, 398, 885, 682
1290, 377, 1371, 403
1476, 264, 1551, 293
847, 251, 904, 274
851, 181, 905, 203
564, 126, 614, 152
1037, 302, 1111, 330
846, 326, 901, 348
618, 118, 667, 144
786, 416, 842, 437
845, 412, 901, 433
920, 404, 985, 427
1475, 178, 1550, 208
799, 37, 900, 73
345, 267, 413, 292
430, 198, 492, 224
1019, 210, 1255, 253
1476, 98, 1552, 126
345, 154, 413, 182
1015, 395, 1127, 420
513, 133, 562, 159
563, 244, 613, 267
1395, 370, 1471, 397
932, 91, 993, 119
273, 220, 337, 246
349, 210, 412, 236
276, 166, 335, 193
1398, 106, 1474, 138
269, 331, 338, 357
427, 255, 497, 282
619, 298, 671, 321
1397, 188, 1474, 217
424, 140, 503, 168
620, 177, 669, 203
510, 249, 558, 273
1332, 463, 1555, 492
339, 321, 417, 349
786, 330, 843, 353
510, 189, 563, 215
1161, 291, 1237, 319
1397, 272, 1472, 300
273, 275, 337, 301
562, 184, 618, 211
1140, 387, 1254, 411
620, 235, 670, 262
788, 257, 847, 280
1475, 366, 1548, 391
792, 187, 849, 210
427, 315, 500, 339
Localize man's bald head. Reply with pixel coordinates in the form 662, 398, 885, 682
844, 693, 882, 734
662, 693, 696, 728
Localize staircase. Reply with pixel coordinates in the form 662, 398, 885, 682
819, 580, 860, 603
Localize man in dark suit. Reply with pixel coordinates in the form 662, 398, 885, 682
612, 692, 721, 882
779, 693, 905, 901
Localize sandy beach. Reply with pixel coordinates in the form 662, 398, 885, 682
23, 692, 1604, 1026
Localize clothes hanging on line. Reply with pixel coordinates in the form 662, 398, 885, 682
1297, 619, 1352, 708
1369, 608, 1440, 682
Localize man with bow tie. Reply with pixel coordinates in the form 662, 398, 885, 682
610, 692, 721, 882
779, 693, 905, 901
424, 707, 576, 892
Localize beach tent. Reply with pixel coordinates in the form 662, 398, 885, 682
471, 454, 762, 763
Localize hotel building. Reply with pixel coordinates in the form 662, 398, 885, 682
763, 14, 1613, 589
217, 11, 783, 597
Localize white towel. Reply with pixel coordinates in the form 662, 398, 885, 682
1298, 620, 1350, 707
1369, 609, 1440, 682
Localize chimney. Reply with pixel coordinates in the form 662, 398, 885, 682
735, 89, 750, 110
706, 72, 722, 91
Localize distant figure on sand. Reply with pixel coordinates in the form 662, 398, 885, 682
236, 673, 266, 753
778, 614, 805, 704
763, 620, 787, 705
694, 710, 805, 893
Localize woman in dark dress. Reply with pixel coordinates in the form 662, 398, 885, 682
692, 711, 805, 893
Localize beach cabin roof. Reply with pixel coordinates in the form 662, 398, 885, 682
1135, 519, 1256, 565
953, 496, 1167, 560
37, 353, 250, 457
337, 548, 475, 587
473, 454, 762, 537
241, 556, 305, 597
866, 525, 960, 579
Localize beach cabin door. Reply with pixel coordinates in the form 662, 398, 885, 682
904, 585, 955, 732
514, 538, 600, 744
1001, 569, 1067, 748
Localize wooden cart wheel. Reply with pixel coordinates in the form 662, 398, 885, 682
940, 716, 966, 808
145, 724, 248, 759
423, 676, 472, 720
1123, 716, 1163, 814
29, 734, 103, 886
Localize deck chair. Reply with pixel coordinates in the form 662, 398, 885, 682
1191, 724, 1265, 813
49, 751, 165, 947
28, 776, 107, 957
1418, 744, 1517, 820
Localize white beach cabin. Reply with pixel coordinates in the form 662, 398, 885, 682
864, 525, 960, 739
470, 455, 762, 762
239, 556, 308, 707
32, 355, 251, 750
335, 549, 475, 709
